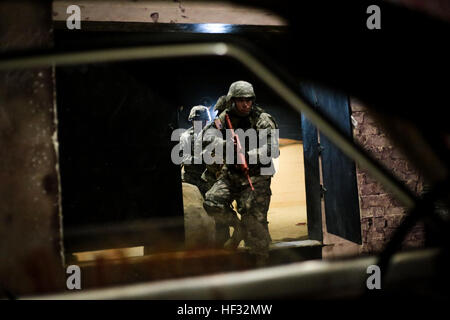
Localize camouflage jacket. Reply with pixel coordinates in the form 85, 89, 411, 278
200, 105, 279, 178
180, 127, 206, 178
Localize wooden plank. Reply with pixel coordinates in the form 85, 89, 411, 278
315, 86, 362, 244
67, 245, 321, 289
300, 83, 323, 241
52, 0, 286, 25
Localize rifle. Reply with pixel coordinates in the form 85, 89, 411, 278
224, 113, 255, 191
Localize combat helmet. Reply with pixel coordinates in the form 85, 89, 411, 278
226, 80, 255, 102
188, 105, 210, 122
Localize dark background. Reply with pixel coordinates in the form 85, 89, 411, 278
54, 0, 450, 252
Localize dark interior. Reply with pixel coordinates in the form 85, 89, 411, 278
55, 26, 303, 252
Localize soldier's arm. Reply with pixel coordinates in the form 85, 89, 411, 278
200, 119, 227, 156
180, 131, 192, 164
247, 113, 280, 163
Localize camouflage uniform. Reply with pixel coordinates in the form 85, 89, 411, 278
202, 81, 279, 263
200, 95, 229, 190
198, 95, 232, 246
213, 95, 229, 114
180, 105, 210, 197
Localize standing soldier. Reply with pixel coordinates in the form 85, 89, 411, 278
200, 95, 228, 192
199, 95, 234, 247
180, 105, 210, 196
202, 81, 279, 266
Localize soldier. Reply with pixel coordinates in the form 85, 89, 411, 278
180, 105, 210, 196
199, 95, 233, 247
214, 95, 228, 114
200, 95, 228, 191
201, 81, 279, 266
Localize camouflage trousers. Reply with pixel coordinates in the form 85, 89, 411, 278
203, 173, 272, 258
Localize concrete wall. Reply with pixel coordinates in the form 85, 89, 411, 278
0, 1, 65, 297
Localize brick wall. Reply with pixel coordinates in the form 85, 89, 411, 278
351, 98, 425, 254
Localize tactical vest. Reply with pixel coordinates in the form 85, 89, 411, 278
215, 105, 277, 176
182, 127, 206, 181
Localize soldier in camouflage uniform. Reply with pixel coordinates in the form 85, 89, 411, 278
200, 95, 229, 191
198, 95, 234, 247
201, 81, 279, 265
180, 105, 210, 196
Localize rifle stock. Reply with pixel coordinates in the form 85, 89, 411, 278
224, 114, 255, 191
